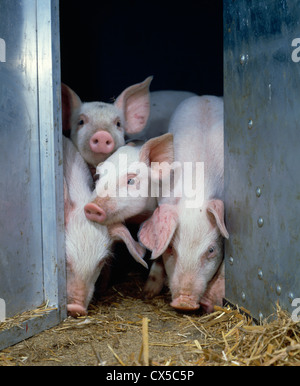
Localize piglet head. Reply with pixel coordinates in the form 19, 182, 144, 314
84, 133, 174, 226
61, 77, 152, 167
139, 199, 229, 313
66, 258, 107, 318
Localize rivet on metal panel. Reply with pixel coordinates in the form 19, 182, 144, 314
229, 256, 234, 265
258, 269, 263, 280
257, 217, 264, 228
241, 292, 246, 301
288, 292, 294, 303
268, 83, 272, 102
248, 119, 253, 129
276, 285, 282, 296
256, 187, 262, 198
240, 54, 248, 65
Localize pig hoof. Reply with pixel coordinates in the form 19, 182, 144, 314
67, 304, 88, 318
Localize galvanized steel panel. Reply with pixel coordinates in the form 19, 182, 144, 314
224, 0, 300, 320
0, 0, 43, 318
0, 0, 66, 349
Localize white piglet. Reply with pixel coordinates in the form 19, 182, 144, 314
139, 96, 229, 313
63, 136, 113, 317
62, 77, 153, 168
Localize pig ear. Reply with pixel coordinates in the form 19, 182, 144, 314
139, 133, 174, 182
139, 133, 174, 166
114, 76, 153, 134
108, 223, 148, 269
206, 199, 229, 239
138, 203, 178, 259
61, 83, 82, 135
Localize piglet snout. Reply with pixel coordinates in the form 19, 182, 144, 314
170, 295, 200, 311
67, 304, 88, 318
84, 203, 107, 223
89, 131, 115, 154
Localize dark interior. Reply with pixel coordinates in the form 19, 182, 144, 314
59, 0, 223, 103
59, 0, 223, 285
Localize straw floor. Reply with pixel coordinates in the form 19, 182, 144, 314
1, 270, 300, 366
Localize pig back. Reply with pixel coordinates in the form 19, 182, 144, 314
126, 90, 196, 141
169, 95, 224, 200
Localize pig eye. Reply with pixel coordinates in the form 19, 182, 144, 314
208, 246, 215, 254
127, 178, 135, 185
78, 119, 84, 126
115, 119, 122, 130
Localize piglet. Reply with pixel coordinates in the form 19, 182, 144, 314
62, 77, 153, 168
138, 96, 229, 313
63, 137, 146, 317
63, 136, 112, 317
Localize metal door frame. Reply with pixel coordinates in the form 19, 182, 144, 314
0, 0, 66, 351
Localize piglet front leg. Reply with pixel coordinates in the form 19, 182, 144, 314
143, 257, 166, 299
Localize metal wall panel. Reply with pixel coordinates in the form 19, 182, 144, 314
0, 0, 66, 349
0, 0, 43, 318
224, 0, 300, 320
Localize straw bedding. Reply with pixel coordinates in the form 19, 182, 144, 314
1, 272, 300, 366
